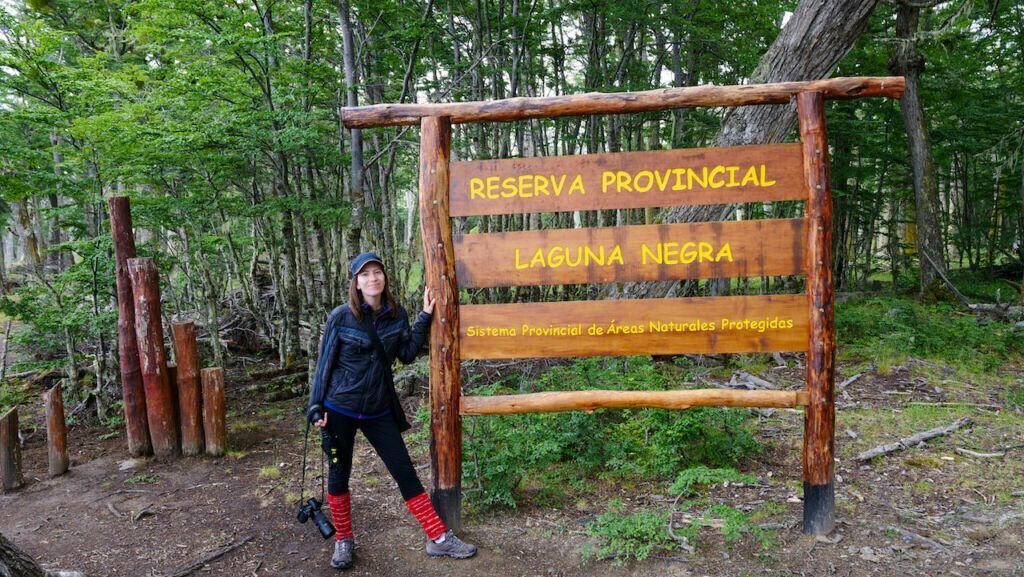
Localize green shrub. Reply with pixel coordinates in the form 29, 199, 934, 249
461, 358, 761, 511
584, 500, 676, 563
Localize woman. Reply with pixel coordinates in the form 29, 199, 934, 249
307, 252, 477, 570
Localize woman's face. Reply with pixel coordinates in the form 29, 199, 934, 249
356, 262, 386, 299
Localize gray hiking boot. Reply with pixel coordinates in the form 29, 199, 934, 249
331, 538, 354, 570
426, 530, 477, 559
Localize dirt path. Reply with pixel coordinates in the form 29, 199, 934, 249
2, 361, 1022, 576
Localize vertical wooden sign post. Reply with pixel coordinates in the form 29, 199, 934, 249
0, 407, 23, 492
172, 322, 204, 456
419, 115, 463, 531
798, 92, 836, 535
45, 383, 70, 477
108, 196, 151, 457
128, 257, 180, 458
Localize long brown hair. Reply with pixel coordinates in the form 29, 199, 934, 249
348, 263, 398, 322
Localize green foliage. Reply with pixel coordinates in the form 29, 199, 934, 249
668, 466, 756, 497
836, 297, 1023, 371
462, 358, 761, 511
584, 500, 676, 564
673, 502, 776, 549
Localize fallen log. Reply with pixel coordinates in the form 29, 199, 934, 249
855, 417, 972, 462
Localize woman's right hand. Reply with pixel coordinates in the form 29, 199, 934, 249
315, 412, 328, 428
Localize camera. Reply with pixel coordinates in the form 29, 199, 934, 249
297, 497, 336, 540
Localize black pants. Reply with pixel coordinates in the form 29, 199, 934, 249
322, 409, 425, 500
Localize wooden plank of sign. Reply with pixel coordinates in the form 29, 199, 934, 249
449, 143, 804, 216
455, 218, 807, 288
460, 294, 809, 359
461, 389, 811, 415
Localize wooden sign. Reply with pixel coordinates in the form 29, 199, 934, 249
449, 143, 804, 216
455, 218, 807, 288
460, 294, 808, 359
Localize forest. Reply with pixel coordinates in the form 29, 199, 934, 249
1, 0, 1023, 575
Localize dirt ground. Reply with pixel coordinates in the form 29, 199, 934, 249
2, 358, 1022, 577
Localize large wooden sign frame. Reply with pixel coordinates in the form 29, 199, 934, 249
342, 77, 904, 535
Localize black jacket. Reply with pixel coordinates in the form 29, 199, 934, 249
307, 302, 431, 431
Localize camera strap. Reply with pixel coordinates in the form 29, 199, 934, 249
298, 419, 327, 507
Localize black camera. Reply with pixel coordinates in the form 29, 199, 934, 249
297, 497, 336, 540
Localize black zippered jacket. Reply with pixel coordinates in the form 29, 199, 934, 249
307, 303, 431, 430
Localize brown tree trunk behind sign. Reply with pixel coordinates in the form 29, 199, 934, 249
891, 2, 946, 294
201, 367, 226, 457
173, 322, 204, 456
0, 407, 23, 492
128, 257, 179, 458
108, 196, 151, 457
45, 383, 69, 477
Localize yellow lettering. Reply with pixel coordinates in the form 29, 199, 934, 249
688, 167, 708, 189
740, 165, 759, 186
565, 246, 583, 267
715, 243, 733, 262
654, 169, 672, 191
530, 248, 545, 268
616, 171, 632, 192
548, 246, 564, 268
608, 245, 623, 265
671, 168, 687, 190
760, 164, 776, 186
584, 245, 605, 266
515, 248, 528, 269
501, 176, 516, 198
601, 171, 615, 193
699, 242, 713, 261
518, 174, 533, 198
486, 176, 499, 199
569, 175, 585, 195
634, 171, 653, 193
535, 175, 550, 196
663, 242, 679, 265
680, 242, 697, 264
552, 174, 566, 196
641, 243, 661, 264
726, 166, 740, 187
708, 166, 726, 189
470, 178, 485, 199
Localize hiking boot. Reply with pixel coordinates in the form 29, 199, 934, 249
426, 530, 477, 559
331, 538, 354, 570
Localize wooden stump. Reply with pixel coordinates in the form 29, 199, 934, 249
172, 322, 204, 456
0, 407, 24, 492
108, 196, 152, 457
45, 384, 70, 477
0, 532, 47, 577
201, 367, 226, 457
128, 257, 180, 458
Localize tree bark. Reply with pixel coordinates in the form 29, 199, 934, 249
891, 2, 947, 294
627, 0, 881, 299
0, 532, 47, 577
338, 0, 365, 262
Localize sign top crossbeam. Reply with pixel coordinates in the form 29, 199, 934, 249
341, 76, 904, 129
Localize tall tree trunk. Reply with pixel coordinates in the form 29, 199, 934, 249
891, 2, 947, 295
338, 0, 365, 262
625, 0, 881, 299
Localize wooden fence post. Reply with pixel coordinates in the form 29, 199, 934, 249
201, 367, 226, 457
128, 257, 180, 458
419, 115, 462, 531
799, 91, 837, 535
45, 384, 69, 477
172, 322, 204, 456
0, 407, 23, 492
108, 196, 151, 457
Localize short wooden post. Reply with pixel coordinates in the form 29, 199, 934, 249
0, 407, 24, 492
44, 384, 69, 477
799, 91, 837, 535
108, 196, 151, 457
419, 115, 463, 531
172, 322, 204, 456
201, 367, 226, 457
128, 257, 180, 458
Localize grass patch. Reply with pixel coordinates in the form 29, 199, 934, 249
836, 297, 1022, 372
125, 474, 160, 485
584, 501, 676, 564
259, 466, 282, 479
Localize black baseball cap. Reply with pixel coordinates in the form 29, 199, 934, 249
350, 252, 384, 277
